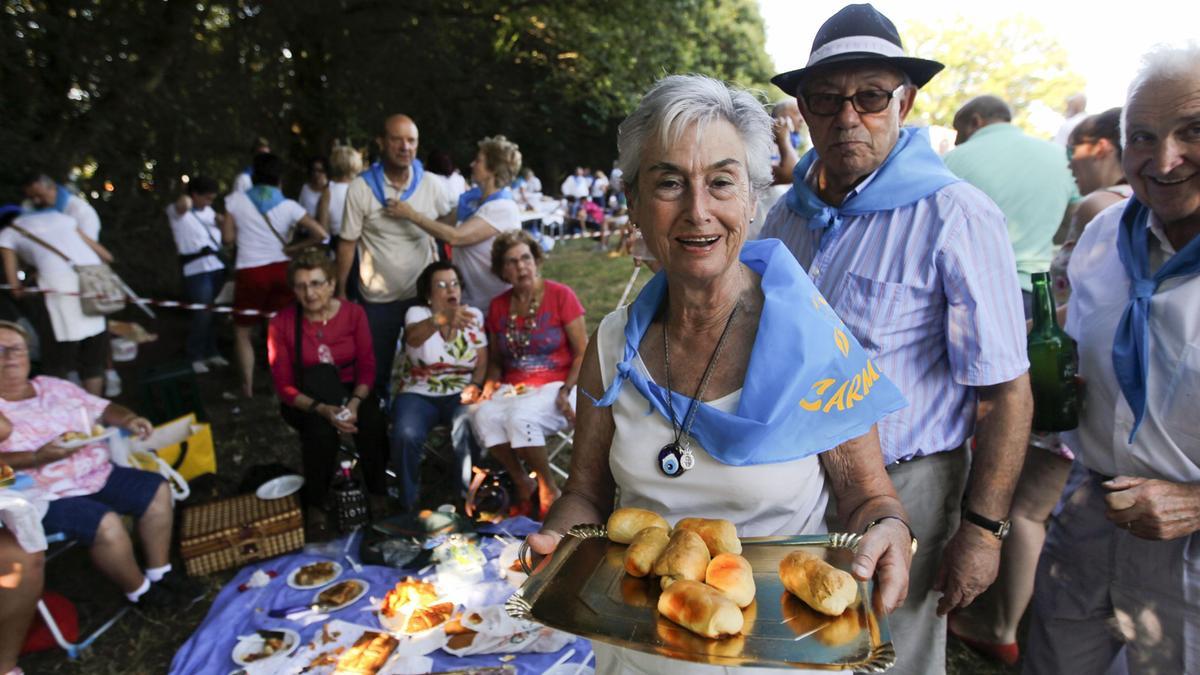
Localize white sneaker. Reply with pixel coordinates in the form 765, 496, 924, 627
104, 369, 122, 397
206, 355, 230, 368
191, 360, 210, 374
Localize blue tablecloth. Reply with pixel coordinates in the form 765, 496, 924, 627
170, 517, 589, 674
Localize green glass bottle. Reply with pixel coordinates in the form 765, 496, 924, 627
1027, 272, 1079, 431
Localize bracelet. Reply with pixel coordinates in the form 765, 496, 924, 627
348, 394, 363, 404
863, 515, 919, 555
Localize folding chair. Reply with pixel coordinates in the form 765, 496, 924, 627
546, 430, 573, 479
36, 532, 130, 659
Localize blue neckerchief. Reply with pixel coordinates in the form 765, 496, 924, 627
53, 185, 71, 213
786, 127, 959, 248
789, 131, 802, 150
245, 185, 285, 215
1112, 197, 1200, 442
591, 238, 907, 466
456, 186, 513, 223
360, 159, 424, 207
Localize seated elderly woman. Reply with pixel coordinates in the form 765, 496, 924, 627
527, 75, 916, 673
470, 230, 587, 517
390, 261, 488, 511
0, 321, 190, 609
383, 135, 524, 312
267, 249, 388, 509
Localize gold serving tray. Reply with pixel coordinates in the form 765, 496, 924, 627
506, 524, 895, 671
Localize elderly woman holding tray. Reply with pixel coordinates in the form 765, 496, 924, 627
527, 75, 916, 674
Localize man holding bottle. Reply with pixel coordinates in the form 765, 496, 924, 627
1024, 44, 1200, 675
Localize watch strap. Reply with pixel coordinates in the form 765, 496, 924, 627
962, 508, 1010, 539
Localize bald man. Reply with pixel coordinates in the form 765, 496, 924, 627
337, 114, 456, 397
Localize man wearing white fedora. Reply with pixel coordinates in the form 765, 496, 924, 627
758, 4, 1033, 673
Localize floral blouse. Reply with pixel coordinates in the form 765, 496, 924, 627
392, 305, 487, 397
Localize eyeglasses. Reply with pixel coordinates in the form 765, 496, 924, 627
293, 279, 330, 292
0, 345, 28, 359
433, 279, 460, 290
801, 85, 905, 117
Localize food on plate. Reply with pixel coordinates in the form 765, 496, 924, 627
704, 553, 756, 608
60, 425, 107, 443
657, 579, 743, 639
308, 650, 341, 668
674, 517, 741, 557
652, 529, 710, 589
443, 615, 475, 635
447, 631, 479, 650
380, 577, 438, 616
295, 561, 337, 587
624, 526, 670, 578
0, 464, 13, 481
333, 631, 398, 674
606, 507, 670, 544
405, 601, 454, 633
778, 550, 858, 616
318, 580, 364, 608
243, 630, 288, 662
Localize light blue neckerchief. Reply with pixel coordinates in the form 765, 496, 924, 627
360, 159, 425, 207
456, 186, 513, 223
245, 185, 285, 215
786, 127, 959, 249
591, 239, 907, 466
52, 185, 71, 213
1112, 197, 1200, 442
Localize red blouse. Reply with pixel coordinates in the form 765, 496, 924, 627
267, 301, 375, 406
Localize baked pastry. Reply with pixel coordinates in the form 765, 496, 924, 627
318, 580, 363, 608
657, 579, 744, 638
607, 507, 670, 544
705, 553, 756, 608
778, 550, 858, 616
380, 578, 439, 617
624, 526, 670, 577
404, 601, 454, 633
652, 529, 710, 589
333, 631, 398, 674
295, 561, 337, 587
674, 517, 741, 557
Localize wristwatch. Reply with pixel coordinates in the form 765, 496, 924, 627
962, 508, 1012, 540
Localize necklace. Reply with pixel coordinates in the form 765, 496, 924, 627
505, 286, 542, 362
659, 299, 739, 477
307, 301, 337, 340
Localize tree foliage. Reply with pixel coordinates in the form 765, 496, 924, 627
902, 15, 1085, 131
0, 0, 773, 289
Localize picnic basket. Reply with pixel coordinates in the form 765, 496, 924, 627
180, 494, 304, 575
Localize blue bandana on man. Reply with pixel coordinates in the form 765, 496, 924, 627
757, 5, 1031, 674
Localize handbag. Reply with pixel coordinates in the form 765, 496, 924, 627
294, 304, 349, 405
115, 412, 216, 502
9, 224, 127, 315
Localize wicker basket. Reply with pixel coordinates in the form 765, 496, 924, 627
180, 494, 304, 576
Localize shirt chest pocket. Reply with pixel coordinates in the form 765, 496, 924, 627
1160, 342, 1200, 450
836, 272, 939, 356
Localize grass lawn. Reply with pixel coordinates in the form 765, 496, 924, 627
21, 237, 1014, 674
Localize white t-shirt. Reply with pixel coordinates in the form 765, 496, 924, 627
63, 194, 101, 240
166, 205, 225, 277
340, 170, 456, 303
394, 305, 487, 397
326, 181, 350, 238
590, 176, 608, 198
446, 172, 469, 201
0, 211, 105, 342
231, 171, 252, 196
561, 175, 589, 199
298, 183, 322, 218
455, 199, 521, 311
225, 190, 308, 269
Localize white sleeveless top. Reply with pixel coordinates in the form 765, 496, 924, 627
593, 307, 829, 675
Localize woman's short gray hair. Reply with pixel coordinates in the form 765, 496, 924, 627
1122, 42, 1200, 146
616, 74, 773, 202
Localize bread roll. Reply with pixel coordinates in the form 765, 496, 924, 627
607, 507, 670, 544
674, 517, 742, 556
657, 579, 744, 638
656, 620, 746, 656
778, 550, 858, 616
624, 526, 670, 577
705, 553, 756, 608
653, 529, 710, 589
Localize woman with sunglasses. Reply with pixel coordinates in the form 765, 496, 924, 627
389, 261, 487, 511
267, 249, 388, 510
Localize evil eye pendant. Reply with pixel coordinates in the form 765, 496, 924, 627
658, 443, 685, 477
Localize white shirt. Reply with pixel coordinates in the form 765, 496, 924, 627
0, 211, 105, 342
298, 183, 323, 218
340, 171, 456, 303
326, 181, 350, 238
560, 175, 590, 199
1065, 201, 1200, 482
455, 199, 521, 311
395, 305, 486, 397
446, 171, 469, 200
590, 176, 609, 198
231, 171, 252, 196
225, 190, 308, 269
166, 205, 224, 277
63, 194, 101, 240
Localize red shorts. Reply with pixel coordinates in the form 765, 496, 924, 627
234, 261, 293, 325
